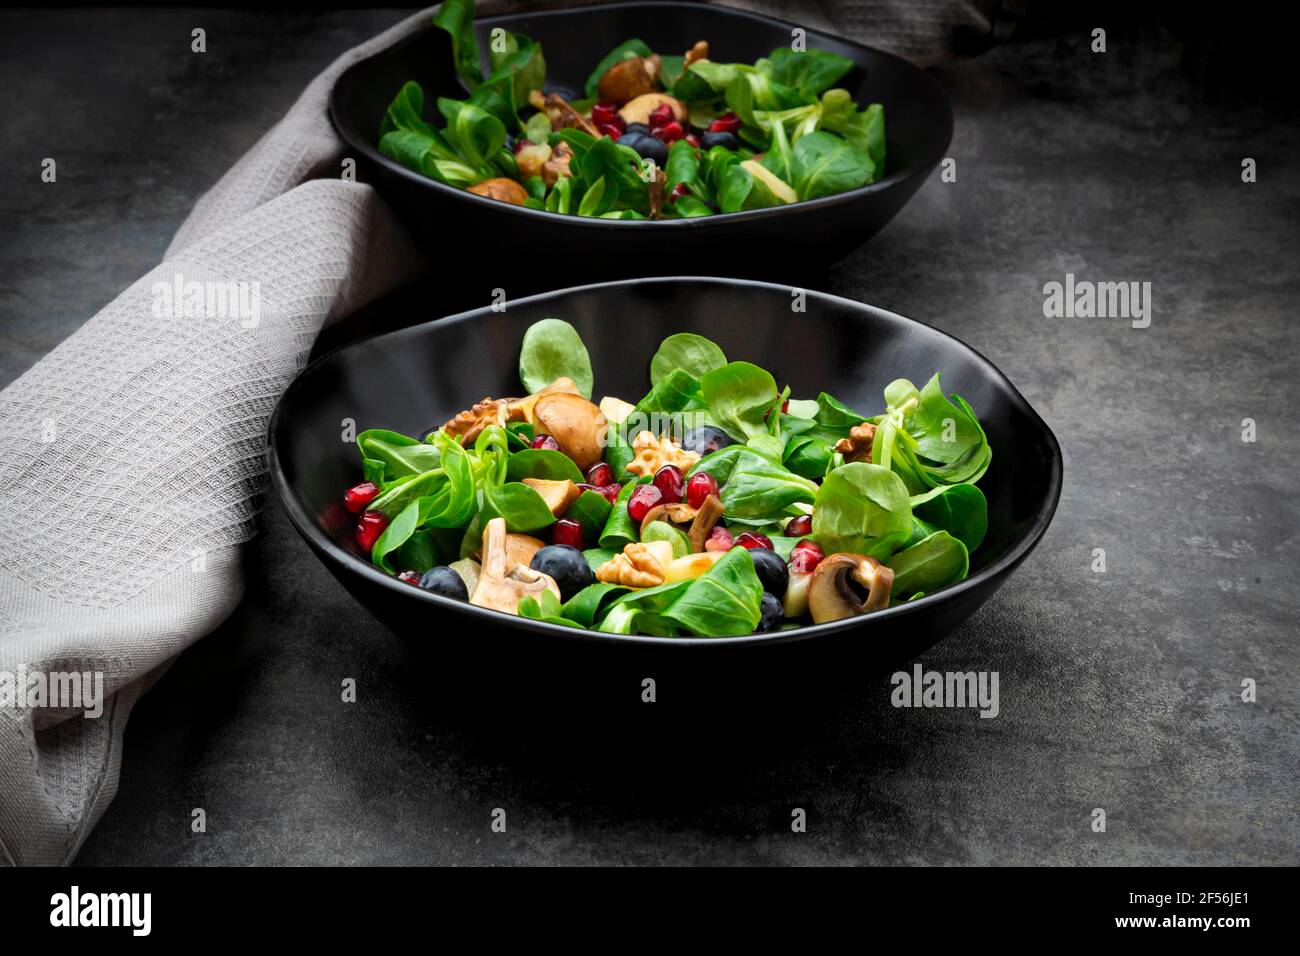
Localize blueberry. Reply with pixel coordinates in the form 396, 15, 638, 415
530, 544, 594, 602
749, 547, 789, 597
625, 122, 651, 136
617, 132, 667, 167
701, 130, 740, 151
681, 425, 737, 456
756, 592, 784, 633
419, 566, 468, 601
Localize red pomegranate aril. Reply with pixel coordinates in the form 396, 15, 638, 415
591, 101, 620, 124
785, 514, 813, 537
653, 121, 685, 144
356, 511, 388, 553
789, 539, 826, 573
626, 484, 663, 523
553, 518, 585, 549
531, 434, 560, 451
670, 182, 691, 201
595, 121, 625, 139
653, 465, 684, 503
586, 462, 614, 487
648, 104, 676, 129
736, 531, 774, 551
685, 132, 701, 148
343, 481, 380, 514
685, 471, 718, 509
781, 398, 790, 413
600, 483, 622, 503
708, 113, 742, 134
704, 526, 734, 552
397, 570, 422, 586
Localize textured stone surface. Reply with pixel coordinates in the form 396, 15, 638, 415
0, 9, 1294, 865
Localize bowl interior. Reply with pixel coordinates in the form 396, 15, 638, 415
271, 278, 1060, 650
331, 1, 951, 193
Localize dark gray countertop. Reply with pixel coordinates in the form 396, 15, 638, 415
2, 8, 1295, 865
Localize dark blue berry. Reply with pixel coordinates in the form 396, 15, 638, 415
419, 566, 468, 601
530, 544, 594, 602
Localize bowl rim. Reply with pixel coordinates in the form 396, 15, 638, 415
328, 0, 954, 231
268, 276, 1063, 649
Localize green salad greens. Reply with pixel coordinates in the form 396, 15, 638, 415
378, 0, 885, 219
343, 319, 993, 638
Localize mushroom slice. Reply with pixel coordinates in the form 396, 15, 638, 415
686, 493, 724, 552
530, 90, 599, 137
599, 396, 636, 424
597, 55, 660, 106
807, 553, 895, 624
523, 478, 580, 517
638, 501, 699, 538
470, 518, 560, 615
507, 376, 580, 425
467, 178, 529, 206
618, 93, 688, 127
532, 392, 607, 471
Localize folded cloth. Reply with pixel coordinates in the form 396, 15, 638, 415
0, 0, 1002, 866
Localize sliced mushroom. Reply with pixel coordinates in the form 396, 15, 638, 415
687, 493, 724, 552
542, 140, 574, 186
618, 93, 688, 127
638, 501, 699, 538
806, 553, 895, 624
470, 518, 560, 614
597, 55, 660, 106
598, 395, 636, 424
532, 392, 607, 471
505, 533, 546, 570
467, 178, 529, 206
515, 142, 552, 180
530, 90, 599, 137
523, 478, 581, 517
507, 376, 580, 425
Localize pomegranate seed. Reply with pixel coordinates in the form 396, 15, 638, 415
789, 539, 826, 573
781, 398, 790, 413
652, 121, 684, 144
704, 526, 734, 552
343, 481, 380, 514
591, 102, 620, 124
531, 435, 559, 450
686, 472, 719, 508
586, 462, 614, 487
648, 104, 675, 129
736, 531, 773, 551
626, 484, 663, 523
670, 182, 691, 201
709, 113, 742, 134
576, 482, 599, 495
513, 138, 529, 154
653, 465, 684, 503
356, 510, 388, 553
553, 518, 584, 549
684, 132, 701, 148
785, 514, 813, 537
596, 121, 625, 139
599, 483, 622, 504
397, 570, 421, 586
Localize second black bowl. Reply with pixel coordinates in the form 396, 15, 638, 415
269, 278, 1060, 708
329, 2, 953, 277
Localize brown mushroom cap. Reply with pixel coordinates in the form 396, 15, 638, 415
532, 392, 607, 471
597, 55, 660, 106
468, 178, 529, 206
806, 553, 895, 624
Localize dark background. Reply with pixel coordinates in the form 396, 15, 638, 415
1, 5, 1296, 864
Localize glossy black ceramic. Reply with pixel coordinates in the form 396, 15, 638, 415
268, 278, 1060, 706
329, 2, 953, 276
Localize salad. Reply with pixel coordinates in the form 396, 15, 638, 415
379, 0, 885, 219
341, 319, 993, 638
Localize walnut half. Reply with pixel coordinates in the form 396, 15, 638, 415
442, 397, 508, 446
834, 422, 877, 463
596, 542, 668, 588
625, 431, 700, 478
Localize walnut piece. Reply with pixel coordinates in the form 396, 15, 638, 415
596, 542, 667, 588
834, 422, 877, 463
542, 141, 574, 187
625, 431, 700, 478
684, 41, 709, 68
443, 397, 508, 446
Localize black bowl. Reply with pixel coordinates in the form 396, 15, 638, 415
268, 278, 1060, 708
329, 1, 953, 277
